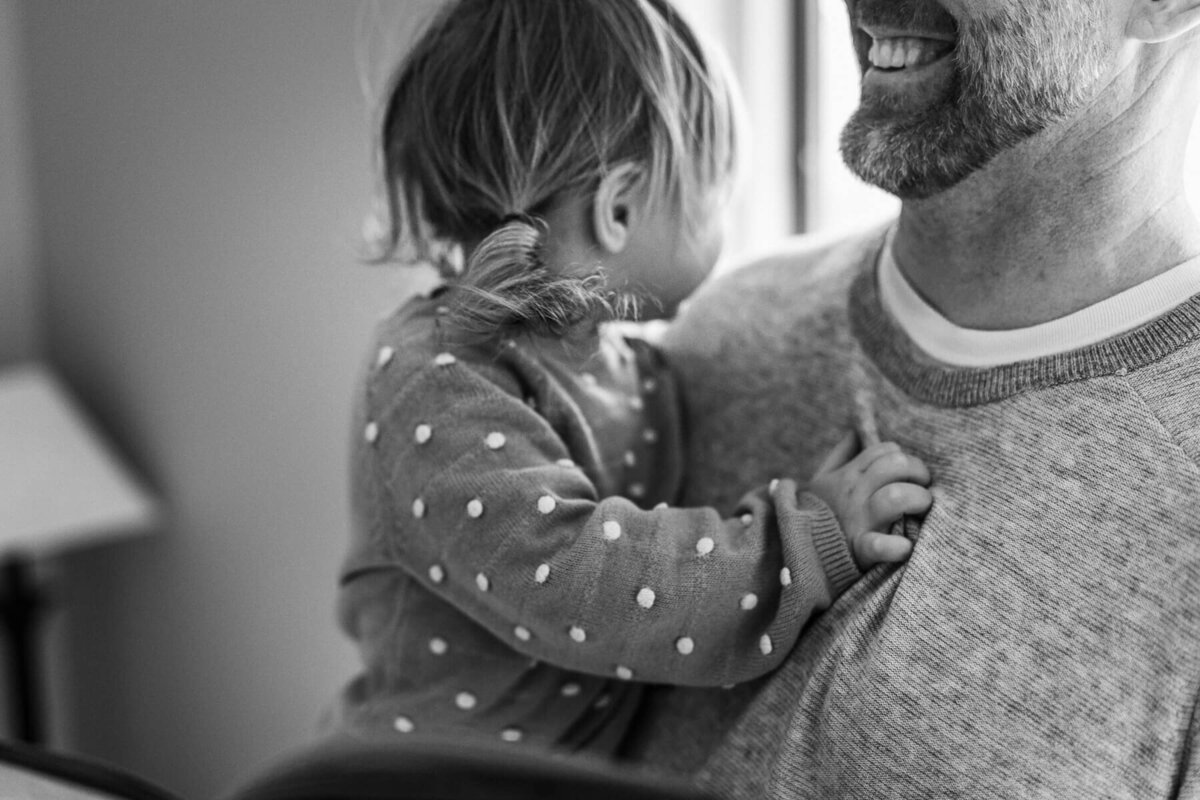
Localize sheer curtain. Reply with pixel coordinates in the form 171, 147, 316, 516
677, 0, 896, 265
674, 0, 798, 262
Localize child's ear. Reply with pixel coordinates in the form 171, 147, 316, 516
1128, 0, 1200, 43
591, 163, 647, 255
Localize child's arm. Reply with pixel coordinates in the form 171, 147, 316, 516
366, 353, 925, 688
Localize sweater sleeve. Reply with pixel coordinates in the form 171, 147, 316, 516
363, 350, 861, 688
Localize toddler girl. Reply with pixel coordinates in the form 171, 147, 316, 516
334, 0, 931, 754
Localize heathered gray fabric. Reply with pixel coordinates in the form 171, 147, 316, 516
626, 229, 1200, 798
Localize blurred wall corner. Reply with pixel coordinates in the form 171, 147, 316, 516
16, 2, 401, 797
0, 0, 43, 368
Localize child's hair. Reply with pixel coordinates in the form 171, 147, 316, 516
372, 0, 742, 340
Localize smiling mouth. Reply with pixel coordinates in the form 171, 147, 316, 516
854, 24, 959, 111
867, 36, 955, 71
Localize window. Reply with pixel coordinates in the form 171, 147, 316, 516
674, 0, 799, 260
678, 0, 896, 264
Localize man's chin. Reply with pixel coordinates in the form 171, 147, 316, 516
839, 115, 977, 201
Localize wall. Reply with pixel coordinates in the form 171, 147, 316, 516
0, 0, 39, 365
19, 3, 430, 796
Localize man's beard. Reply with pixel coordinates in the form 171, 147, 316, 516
840, 0, 1108, 199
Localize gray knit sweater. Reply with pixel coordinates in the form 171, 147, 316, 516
626, 229, 1200, 798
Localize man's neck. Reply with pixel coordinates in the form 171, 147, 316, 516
892, 54, 1200, 331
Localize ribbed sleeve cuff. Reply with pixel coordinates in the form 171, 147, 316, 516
797, 491, 861, 597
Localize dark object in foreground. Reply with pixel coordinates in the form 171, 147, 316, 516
0, 738, 183, 800
226, 732, 712, 800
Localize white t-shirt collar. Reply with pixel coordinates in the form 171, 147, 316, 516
877, 229, 1200, 368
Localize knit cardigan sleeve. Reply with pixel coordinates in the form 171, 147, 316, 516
361, 345, 861, 688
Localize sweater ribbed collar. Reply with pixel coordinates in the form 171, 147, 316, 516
849, 233, 1200, 408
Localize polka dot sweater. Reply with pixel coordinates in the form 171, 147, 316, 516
332, 292, 861, 752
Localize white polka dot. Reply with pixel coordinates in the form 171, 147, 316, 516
696, 537, 715, 556
594, 694, 611, 709
436, 305, 450, 315
414, 424, 432, 444
615, 665, 633, 680
629, 396, 644, 410
760, 634, 774, 655
636, 587, 656, 609
624, 451, 637, 467
569, 625, 587, 643
475, 573, 490, 592
412, 498, 426, 519
525, 396, 537, 409
556, 458, 575, 468
602, 521, 622, 541
428, 564, 445, 584
769, 478, 780, 493
560, 682, 581, 697
429, 637, 448, 655
642, 378, 658, 392
435, 353, 457, 367
537, 495, 556, 514
653, 502, 669, 510
740, 513, 753, 527
676, 637, 695, 655
467, 498, 484, 518
780, 567, 792, 587
504, 339, 517, 349
740, 593, 758, 611
455, 692, 477, 710
500, 728, 523, 743
393, 715, 414, 733
534, 564, 550, 584
581, 373, 598, 387
642, 429, 658, 443
629, 483, 645, 498
377, 346, 395, 368
514, 625, 531, 642
364, 422, 379, 443
485, 432, 506, 450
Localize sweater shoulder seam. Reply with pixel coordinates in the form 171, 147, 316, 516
1118, 376, 1200, 477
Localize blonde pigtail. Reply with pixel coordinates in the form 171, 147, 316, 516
446, 217, 638, 342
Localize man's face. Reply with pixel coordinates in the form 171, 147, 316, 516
840, 0, 1114, 199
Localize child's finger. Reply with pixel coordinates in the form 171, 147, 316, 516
813, 431, 861, 476
858, 449, 931, 490
853, 531, 913, 568
849, 441, 901, 473
866, 483, 933, 531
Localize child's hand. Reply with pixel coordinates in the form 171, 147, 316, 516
808, 433, 932, 570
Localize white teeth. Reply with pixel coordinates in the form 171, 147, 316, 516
868, 37, 950, 69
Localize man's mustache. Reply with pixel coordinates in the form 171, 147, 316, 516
852, 0, 958, 36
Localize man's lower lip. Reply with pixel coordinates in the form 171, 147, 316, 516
861, 50, 956, 105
